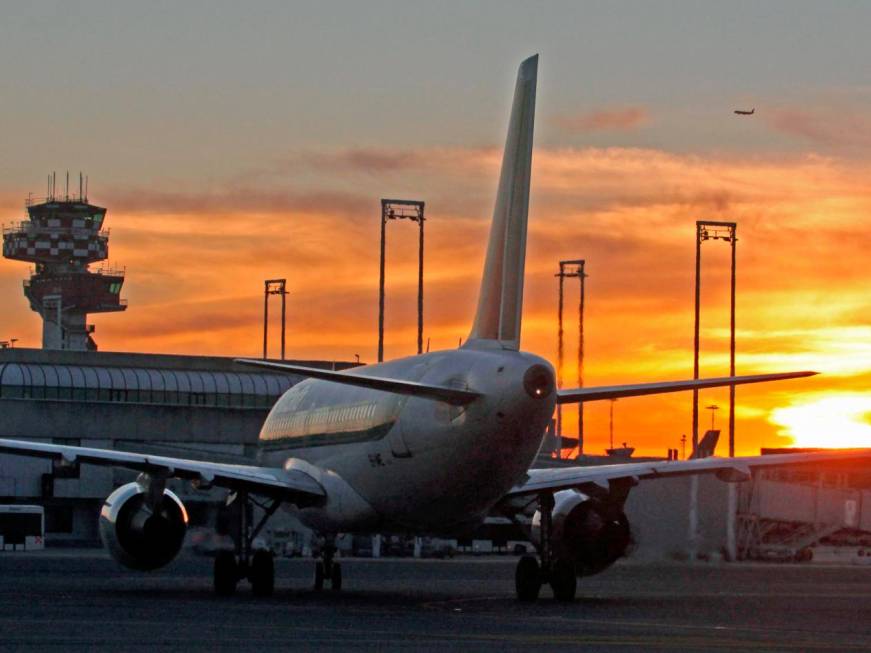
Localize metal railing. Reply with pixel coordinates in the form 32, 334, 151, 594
25, 194, 91, 208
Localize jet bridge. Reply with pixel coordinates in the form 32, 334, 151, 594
737, 464, 871, 561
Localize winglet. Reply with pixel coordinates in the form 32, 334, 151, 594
466, 55, 538, 351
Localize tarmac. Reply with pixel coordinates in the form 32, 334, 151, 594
1, 550, 870, 651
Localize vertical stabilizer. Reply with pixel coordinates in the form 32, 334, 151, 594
466, 55, 537, 350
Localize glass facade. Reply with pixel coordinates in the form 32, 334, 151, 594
0, 362, 295, 409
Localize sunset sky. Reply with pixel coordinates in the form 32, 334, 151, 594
2, 2, 871, 455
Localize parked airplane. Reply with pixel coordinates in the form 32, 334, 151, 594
1, 56, 866, 602
690, 429, 720, 459
734, 108, 755, 115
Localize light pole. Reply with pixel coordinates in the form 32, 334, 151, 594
693, 221, 737, 456
378, 199, 425, 362
263, 279, 288, 360
706, 404, 719, 432
609, 398, 617, 450
555, 259, 587, 455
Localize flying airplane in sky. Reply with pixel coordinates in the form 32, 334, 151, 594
734, 108, 755, 115
1, 56, 867, 602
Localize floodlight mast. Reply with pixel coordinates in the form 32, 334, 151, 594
692, 221, 737, 456
555, 259, 587, 457
263, 279, 288, 360
378, 199, 425, 363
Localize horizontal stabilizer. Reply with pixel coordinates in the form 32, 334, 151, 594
235, 359, 481, 405
557, 371, 816, 404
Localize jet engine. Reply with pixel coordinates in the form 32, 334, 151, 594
98, 482, 189, 571
533, 489, 632, 576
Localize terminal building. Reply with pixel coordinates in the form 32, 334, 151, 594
0, 347, 355, 542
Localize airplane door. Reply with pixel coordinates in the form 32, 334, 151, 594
385, 362, 430, 459
388, 418, 412, 458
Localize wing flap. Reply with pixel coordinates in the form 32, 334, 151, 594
557, 371, 816, 404
235, 359, 481, 405
0, 438, 325, 502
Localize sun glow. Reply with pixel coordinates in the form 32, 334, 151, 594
770, 394, 871, 448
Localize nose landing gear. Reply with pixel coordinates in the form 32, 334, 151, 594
313, 537, 342, 591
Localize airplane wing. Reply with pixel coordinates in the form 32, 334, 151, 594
504, 449, 871, 500
556, 371, 816, 404
0, 438, 325, 505
235, 359, 481, 405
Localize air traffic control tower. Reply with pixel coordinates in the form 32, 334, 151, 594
2, 177, 126, 350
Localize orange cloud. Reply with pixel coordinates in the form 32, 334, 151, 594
552, 107, 650, 133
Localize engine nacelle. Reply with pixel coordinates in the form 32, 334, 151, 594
533, 489, 632, 576
99, 482, 189, 571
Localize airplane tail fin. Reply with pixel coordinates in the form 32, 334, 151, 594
690, 430, 721, 459
465, 54, 538, 351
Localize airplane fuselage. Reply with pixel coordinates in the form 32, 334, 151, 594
257, 346, 556, 535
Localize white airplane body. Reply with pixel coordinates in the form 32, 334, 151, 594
257, 346, 555, 535
2, 55, 868, 601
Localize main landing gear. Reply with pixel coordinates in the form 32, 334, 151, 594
214, 491, 281, 597
313, 537, 342, 591
514, 492, 577, 602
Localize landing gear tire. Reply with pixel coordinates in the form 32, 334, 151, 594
314, 561, 325, 591
250, 549, 275, 597
330, 562, 342, 591
214, 550, 238, 596
515, 555, 542, 602
549, 557, 577, 602
218, 491, 281, 598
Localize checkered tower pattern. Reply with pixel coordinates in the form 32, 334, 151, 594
2, 197, 126, 351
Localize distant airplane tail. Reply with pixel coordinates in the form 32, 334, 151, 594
465, 55, 538, 351
690, 430, 720, 459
